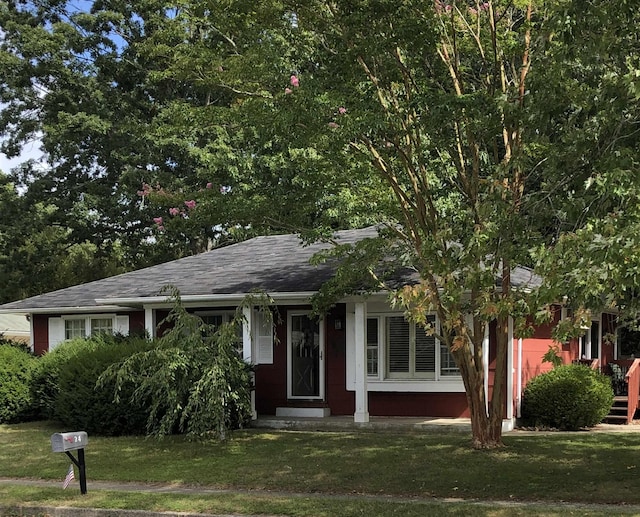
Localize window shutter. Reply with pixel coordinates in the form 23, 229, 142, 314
48, 317, 65, 351
387, 316, 410, 373
415, 316, 436, 373
115, 315, 129, 335
255, 311, 274, 364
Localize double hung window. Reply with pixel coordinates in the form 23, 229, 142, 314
64, 317, 114, 340
366, 314, 459, 380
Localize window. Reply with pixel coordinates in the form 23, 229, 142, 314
366, 318, 379, 376
367, 314, 459, 380
64, 316, 115, 340
65, 319, 86, 340
91, 318, 113, 335
198, 312, 242, 354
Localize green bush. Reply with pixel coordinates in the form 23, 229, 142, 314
30, 338, 92, 421
53, 334, 155, 436
0, 343, 38, 423
521, 364, 614, 430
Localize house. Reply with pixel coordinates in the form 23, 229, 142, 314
0, 313, 30, 343
0, 227, 627, 429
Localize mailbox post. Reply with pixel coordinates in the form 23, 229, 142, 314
51, 431, 88, 494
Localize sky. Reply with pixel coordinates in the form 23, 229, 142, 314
0, 140, 43, 175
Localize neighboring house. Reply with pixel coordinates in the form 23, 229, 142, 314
0, 313, 30, 343
0, 227, 623, 429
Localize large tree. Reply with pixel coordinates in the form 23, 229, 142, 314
227, 0, 640, 447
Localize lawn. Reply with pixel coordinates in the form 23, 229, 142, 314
2, 421, 640, 516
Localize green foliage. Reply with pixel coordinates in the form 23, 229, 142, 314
100, 292, 253, 439
53, 334, 155, 436
521, 364, 614, 430
541, 344, 563, 368
0, 343, 38, 423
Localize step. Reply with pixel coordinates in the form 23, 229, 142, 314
604, 414, 628, 423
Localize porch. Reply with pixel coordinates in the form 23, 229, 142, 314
251, 415, 472, 432
581, 358, 640, 425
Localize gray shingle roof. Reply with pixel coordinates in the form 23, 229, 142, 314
0, 226, 541, 313
0, 227, 380, 312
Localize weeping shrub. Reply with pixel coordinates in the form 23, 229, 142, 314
521, 364, 614, 430
100, 292, 253, 439
0, 341, 38, 423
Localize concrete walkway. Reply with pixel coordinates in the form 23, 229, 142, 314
3, 477, 640, 517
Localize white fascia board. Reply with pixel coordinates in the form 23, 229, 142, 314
0, 305, 131, 315
96, 292, 318, 308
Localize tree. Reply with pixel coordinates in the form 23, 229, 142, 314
228, 0, 640, 447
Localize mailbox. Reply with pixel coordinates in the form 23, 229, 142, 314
51, 431, 88, 453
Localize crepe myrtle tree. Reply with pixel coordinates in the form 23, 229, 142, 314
134, 1, 553, 448
273, 0, 640, 448
248, 0, 546, 449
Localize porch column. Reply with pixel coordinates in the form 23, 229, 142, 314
242, 306, 257, 420
354, 302, 369, 423
483, 323, 489, 416
144, 308, 155, 338
506, 316, 514, 422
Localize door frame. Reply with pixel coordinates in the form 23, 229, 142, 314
287, 311, 325, 400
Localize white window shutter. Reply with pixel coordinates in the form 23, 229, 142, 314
115, 315, 129, 335
254, 311, 273, 364
48, 317, 65, 351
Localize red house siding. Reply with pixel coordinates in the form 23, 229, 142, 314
33, 314, 51, 356
369, 392, 469, 417
325, 305, 354, 415
128, 311, 146, 336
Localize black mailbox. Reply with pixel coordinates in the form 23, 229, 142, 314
51, 431, 88, 494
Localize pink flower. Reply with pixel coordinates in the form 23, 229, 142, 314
338, 107, 347, 115
290, 75, 299, 87
169, 207, 180, 216
153, 217, 163, 225
469, 6, 477, 15
445, 4, 452, 12
206, 182, 213, 189
184, 200, 196, 210
328, 122, 339, 129
157, 225, 164, 231
284, 87, 293, 94
480, 2, 489, 10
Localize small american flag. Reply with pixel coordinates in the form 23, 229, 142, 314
62, 463, 75, 489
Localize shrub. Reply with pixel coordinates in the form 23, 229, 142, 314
30, 338, 93, 421
102, 293, 253, 439
521, 364, 614, 430
53, 334, 155, 436
0, 343, 38, 423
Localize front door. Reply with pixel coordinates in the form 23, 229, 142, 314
288, 313, 324, 399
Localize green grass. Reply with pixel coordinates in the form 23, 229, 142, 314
2, 421, 640, 516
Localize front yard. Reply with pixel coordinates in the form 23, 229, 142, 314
1, 421, 640, 516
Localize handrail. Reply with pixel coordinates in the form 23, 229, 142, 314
573, 358, 600, 370
625, 359, 640, 424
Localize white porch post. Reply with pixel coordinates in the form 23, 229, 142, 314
483, 323, 490, 416
144, 308, 155, 338
353, 302, 369, 422
242, 306, 257, 420
504, 317, 515, 432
